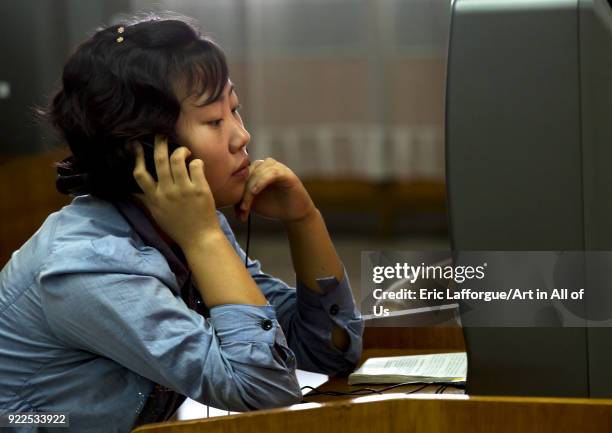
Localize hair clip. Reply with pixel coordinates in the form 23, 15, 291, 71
117, 26, 125, 43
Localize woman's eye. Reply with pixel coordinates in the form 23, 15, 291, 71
206, 105, 242, 127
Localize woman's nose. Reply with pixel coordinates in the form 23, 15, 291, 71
231, 122, 250, 153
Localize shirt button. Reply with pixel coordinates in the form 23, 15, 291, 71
261, 319, 274, 331
329, 304, 340, 315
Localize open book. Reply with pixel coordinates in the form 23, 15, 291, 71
348, 352, 467, 385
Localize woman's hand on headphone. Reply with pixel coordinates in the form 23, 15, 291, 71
235, 157, 317, 225
132, 134, 220, 249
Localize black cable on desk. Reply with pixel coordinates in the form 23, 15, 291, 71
300, 381, 465, 400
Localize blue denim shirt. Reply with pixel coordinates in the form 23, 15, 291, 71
0, 195, 363, 432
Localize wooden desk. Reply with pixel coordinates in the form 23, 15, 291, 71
133, 392, 612, 433
132, 328, 612, 432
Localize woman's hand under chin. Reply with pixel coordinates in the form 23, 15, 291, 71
234, 157, 317, 224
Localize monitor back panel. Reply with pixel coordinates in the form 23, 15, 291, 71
446, 0, 589, 397
579, 0, 612, 398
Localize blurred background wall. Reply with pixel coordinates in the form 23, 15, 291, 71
0, 0, 450, 268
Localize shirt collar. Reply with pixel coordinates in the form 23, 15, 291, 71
112, 199, 191, 291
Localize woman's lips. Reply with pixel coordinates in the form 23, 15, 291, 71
232, 166, 249, 180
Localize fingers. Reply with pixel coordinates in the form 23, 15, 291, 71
189, 158, 207, 190
132, 142, 156, 195
134, 135, 201, 199
239, 158, 280, 220
238, 160, 264, 218
153, 134, 173, 185
170, 146, 192, 187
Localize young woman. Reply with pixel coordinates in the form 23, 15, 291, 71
0, 13, 363, 433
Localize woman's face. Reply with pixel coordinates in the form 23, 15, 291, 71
175, 80, 250, 208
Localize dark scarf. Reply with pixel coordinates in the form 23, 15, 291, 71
112, 199, 210, 429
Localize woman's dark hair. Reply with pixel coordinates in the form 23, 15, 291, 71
45, 13, 229, 199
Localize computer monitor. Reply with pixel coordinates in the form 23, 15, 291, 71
446, 0, 612, 397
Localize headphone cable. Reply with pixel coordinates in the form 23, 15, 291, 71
244, 212, 251, 267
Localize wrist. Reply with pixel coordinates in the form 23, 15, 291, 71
178, 226, 225, 257
282, 206, 320, 231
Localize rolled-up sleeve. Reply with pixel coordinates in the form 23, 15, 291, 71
39, 270, 302, 412
218, 214, 364, 376
293, 270, 364, 374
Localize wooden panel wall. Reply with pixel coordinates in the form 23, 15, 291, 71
0, 148, 71, 267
